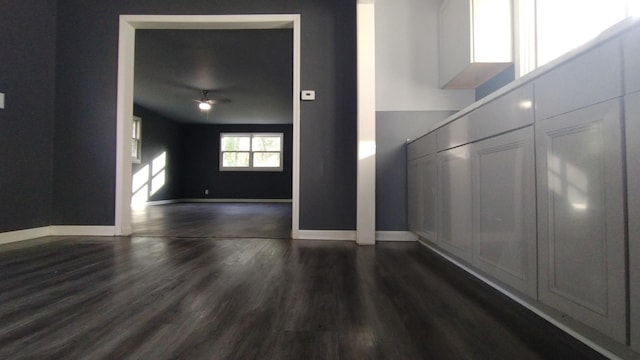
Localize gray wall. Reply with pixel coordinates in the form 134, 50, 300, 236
476, 64, 515, 101
132, 104, 182, 202
51, 0, 357, 230
0, 1, 57, 232
179, 124, 293, 200
376, 111, 453, 231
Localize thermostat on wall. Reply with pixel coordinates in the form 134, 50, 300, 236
301, 90, 316, 101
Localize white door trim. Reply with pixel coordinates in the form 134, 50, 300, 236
356, 1, 376, 245
115, 14, 301, 237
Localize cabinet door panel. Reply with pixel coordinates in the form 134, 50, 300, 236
419, 154, 437, 242
437, 145, 472, 262
536, 99, 626, 342
407, 159, 420, 233
623, 28, 640, 95
626, 92, 640, 351
472, 127, 537, 297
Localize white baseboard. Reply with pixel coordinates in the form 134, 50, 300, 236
294, 231, 417, 242
376, 231, 418, 242
50, 226, 117, 236
0, 225, 118, 245
295, 230, 356, 241
174, 198, 293, 204
0, 227, 50, 245
144, 199, 179, 205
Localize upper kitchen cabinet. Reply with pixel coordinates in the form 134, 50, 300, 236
438, 0, 513, 89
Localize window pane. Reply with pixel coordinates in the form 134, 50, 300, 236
536, 0, 626, 66
253, 152, 281, 168
132, 139, 139, 158
221, 136, 250, 151
222, 152, 250, 167
133, 118, 141, 139
252, 136, 281, 151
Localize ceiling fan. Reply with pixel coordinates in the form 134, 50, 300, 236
195, 90, 230, 111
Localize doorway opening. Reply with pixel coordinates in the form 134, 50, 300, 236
115, 15, 301, 238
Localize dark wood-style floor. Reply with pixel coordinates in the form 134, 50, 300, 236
132, 203, 292, 239
0, 204, 605, 359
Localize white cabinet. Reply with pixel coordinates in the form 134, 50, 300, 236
471, 127, 537, 297
535, 99, 626, 342
438, 0, 512, 89
626, 92, 640, 352
407, 132, 438, 242
437, 145, 472, 262
407, 159, 420, 233
418, 154, 438, 242
407, 154, 438, 243
623, 28, 640, 95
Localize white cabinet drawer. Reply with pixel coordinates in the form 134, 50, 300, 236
407, 131, 437, 161
437, 84, 534, 151
437, 115, 470, 151
535, 41, 622, 120
468, 83, 534, 141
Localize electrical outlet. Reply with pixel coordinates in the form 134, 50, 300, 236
205, 189, 209, 195
0, 93, 5, 109
301, 90, 315, 101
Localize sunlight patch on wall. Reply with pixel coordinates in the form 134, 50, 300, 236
131, 151, 167, 206
150, 152, 167, 196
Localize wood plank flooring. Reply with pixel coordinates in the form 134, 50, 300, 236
0, 204, 605, 359
132, 203, 292, 239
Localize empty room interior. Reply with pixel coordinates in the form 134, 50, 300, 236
1, 0, 640, 359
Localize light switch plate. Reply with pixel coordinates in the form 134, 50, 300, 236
0, 93, 4, 109
301, 90, 315, 101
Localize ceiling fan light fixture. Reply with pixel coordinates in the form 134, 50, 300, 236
199, 101, 212, 111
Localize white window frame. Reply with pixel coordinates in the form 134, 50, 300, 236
515, 0, 637, 78
132, 116, 142, 164
219, 132, 284, 172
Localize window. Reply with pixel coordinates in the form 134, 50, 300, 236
515, 0, 638, 77
132, 116, 141, 163
220, 133, 283, 171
